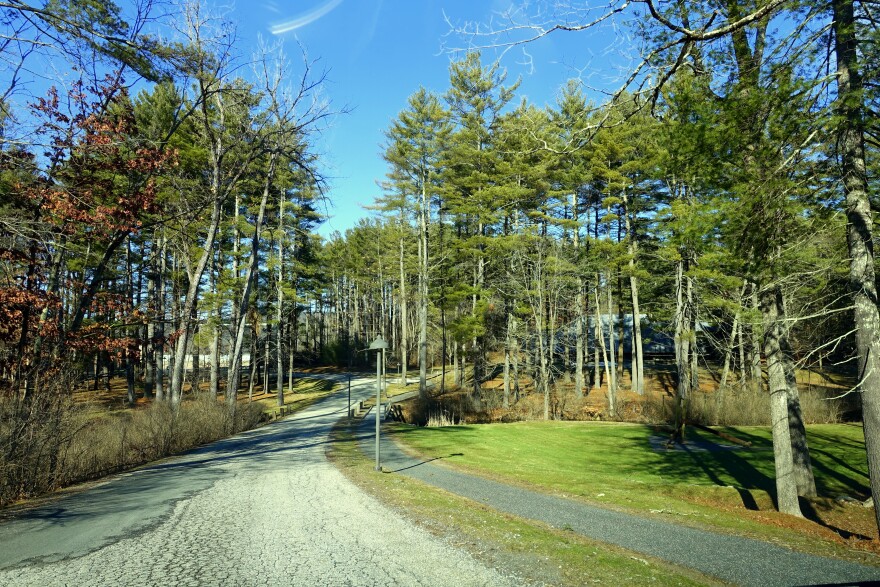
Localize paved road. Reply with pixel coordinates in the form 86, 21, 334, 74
0, 375, 515, 587
360, 415, 880, 587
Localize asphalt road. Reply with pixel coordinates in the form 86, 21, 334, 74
360, 414, 880, 587
0, 375, 515, 587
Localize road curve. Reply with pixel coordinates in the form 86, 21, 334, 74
0, 376, 515, 587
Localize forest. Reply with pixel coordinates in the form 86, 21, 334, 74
0, 0, 879, 535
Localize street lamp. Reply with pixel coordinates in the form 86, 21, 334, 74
369, 335, 388, 471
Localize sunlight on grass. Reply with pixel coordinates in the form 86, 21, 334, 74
388, 421, 877, 564
329, 421, 719, 587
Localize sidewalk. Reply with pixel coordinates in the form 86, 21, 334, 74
356, 413, 880, 587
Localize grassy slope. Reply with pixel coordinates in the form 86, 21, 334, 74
329, 420, 722, 587
386, 421, 880, 566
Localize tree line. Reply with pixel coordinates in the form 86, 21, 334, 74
320, 0, 878, 526
0, 0, 334, 504
0, 0, 878, 531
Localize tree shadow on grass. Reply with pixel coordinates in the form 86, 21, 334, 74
653, 425, 873, 540
651, 430, 774, 511
799, 499, 872, 541
809, 451, 870, 498
293, 378, 337, 393
726, 427, 870, 497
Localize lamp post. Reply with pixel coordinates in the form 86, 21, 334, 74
369, 335, 388, 471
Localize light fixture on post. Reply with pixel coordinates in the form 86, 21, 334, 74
368, 335, 388, 471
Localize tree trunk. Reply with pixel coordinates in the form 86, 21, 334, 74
288, 319, 296, 395
606, 278, 617, 417
224, 154, 277, 415
277, 205, 285, 407
674, 257, 691, 439
472, 238, 483, 401
503, 310, 512, 409
154, 232, 167, 401
593, 278, 602, 390
533, 254, 551, 420
535, 301, 550, 421
749, 284, 763, 394
688, 275, 699, 394
191, 335, 200, 394
144, 235, 158, 400
169, 199, 222, 405
125, 239, 136, 405
630, 274, 645, 395
453, 340, 460, 387
616, 271, 625, 384
399, 229, 408, 386
418, 183, 429, 399
276, 291, 284, 407
575, 280, 585, 397
719, 284, 748, 398
210, 322, 220, 398
760, 285, 803, 517
125, 350, 136, 406
783, 353, 817, 497
775, 288, 817, 497
833, 0, 880, 532
624, 195, 645, 395
247, 322, 257, 401
209, 250, 220, 398
737, 320, 747, 389
264, 323, 271, 395
230, 191, 241, 372
594, 288, 613, 417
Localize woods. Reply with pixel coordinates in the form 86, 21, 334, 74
0, 0, 877, 537
0, 1, 330, 503
323, 0, 878, 525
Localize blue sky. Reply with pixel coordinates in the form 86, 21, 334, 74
224, 1, 634, 237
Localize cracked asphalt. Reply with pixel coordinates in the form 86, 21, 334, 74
0, 375, 515, 587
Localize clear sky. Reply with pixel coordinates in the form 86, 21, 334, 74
223, 1, 633, 238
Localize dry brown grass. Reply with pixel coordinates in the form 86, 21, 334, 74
641, 385, 849, 427
393, 362, 854, 428
57, 393, 265, 489
1, 372, 266, 507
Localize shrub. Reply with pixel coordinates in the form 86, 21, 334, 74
0, 369, 77, 506
0, 382, 266, 507
641, 384, 849, 427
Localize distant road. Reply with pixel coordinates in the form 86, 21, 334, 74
0, 375, 513, 587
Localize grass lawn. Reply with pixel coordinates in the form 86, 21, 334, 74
386, 421, 880, 565
329, 420, 722, 587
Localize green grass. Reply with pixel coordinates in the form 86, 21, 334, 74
328, 420, 721, 587
387, 421, 878, 565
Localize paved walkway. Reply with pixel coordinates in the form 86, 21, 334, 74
357, 411, 880, 587
0, 376, 515, 587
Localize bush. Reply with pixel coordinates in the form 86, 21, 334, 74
56, 394, 265, 488
0, 369, 79, 506
0, 381, 265, 507
641, 384, 848, 427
